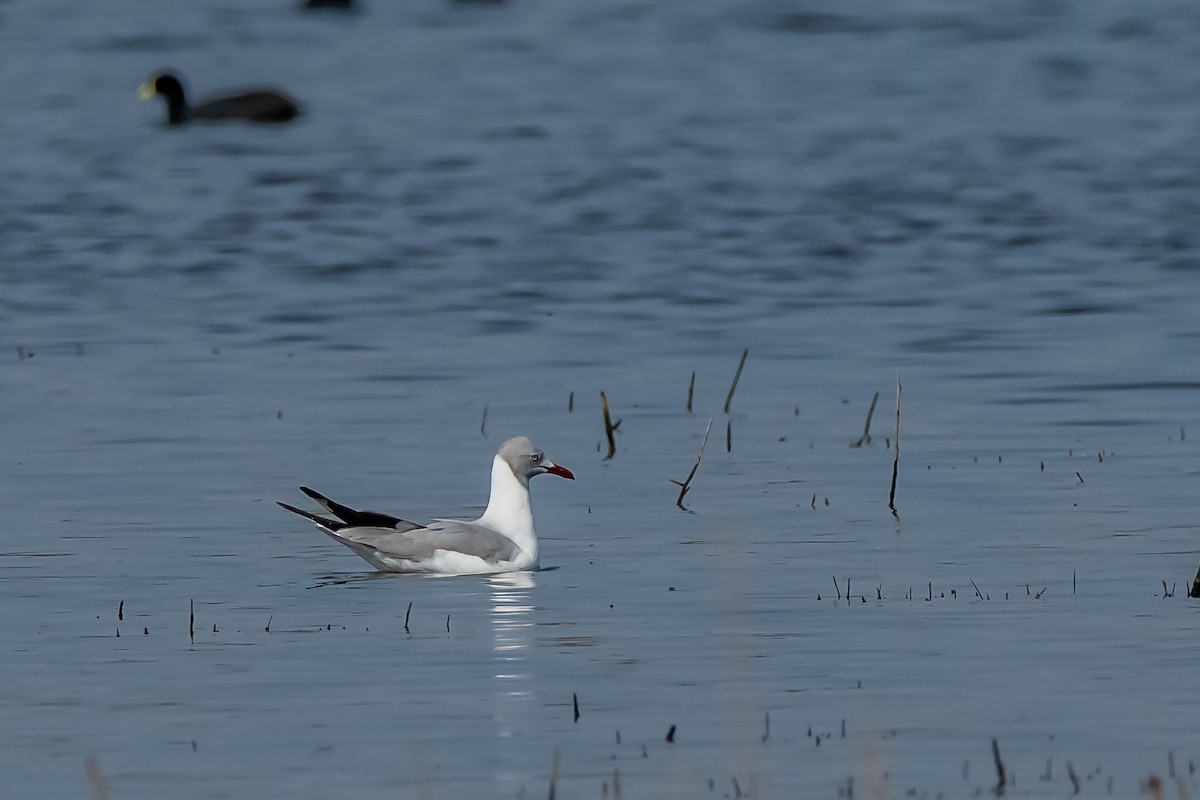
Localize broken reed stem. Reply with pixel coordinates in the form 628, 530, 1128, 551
85, 757, 110, 800
687, 371, 695, 413
888, 374, 902, 517
404, 601, 412, 633
723, 347, 749, 415
548, 749, 560, 800
672, 417, 714, 510
992, 738, 1007, 794
189, 599, 194, 643
573, 692, 580, 722
600, 390, 617, 460
851, 391, 880, 448
1191, 561, 1200, 598
480, 404, 488, 436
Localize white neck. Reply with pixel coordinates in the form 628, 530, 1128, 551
476, 456, 538, 565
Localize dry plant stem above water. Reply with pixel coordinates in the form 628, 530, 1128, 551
600, 390, 618, 460
85, 757, 109, 800
548, 750, 560, 800
851, 390, 880, 447
687, 370, 695, 413
992, 738, 1007, 795
723, 347, 749, 415
672, 417, 714, 510
888, 374, 902, 517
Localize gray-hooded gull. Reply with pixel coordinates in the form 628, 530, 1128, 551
278, 436, 574, 574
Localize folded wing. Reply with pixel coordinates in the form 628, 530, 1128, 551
277, 488, 520, 564
337, 519, 520, 563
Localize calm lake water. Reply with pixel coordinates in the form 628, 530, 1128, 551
2, 0, 1199, 797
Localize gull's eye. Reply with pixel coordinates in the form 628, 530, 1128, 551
529, 452, 542, 463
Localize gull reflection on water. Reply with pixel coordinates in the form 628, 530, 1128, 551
488, 571, 537, 737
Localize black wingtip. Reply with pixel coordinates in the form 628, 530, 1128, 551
277, 500, 310, 517
288, 487, 424, 531
277, 500, 346, 531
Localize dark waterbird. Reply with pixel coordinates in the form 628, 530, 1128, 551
138, 71, 301, 125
